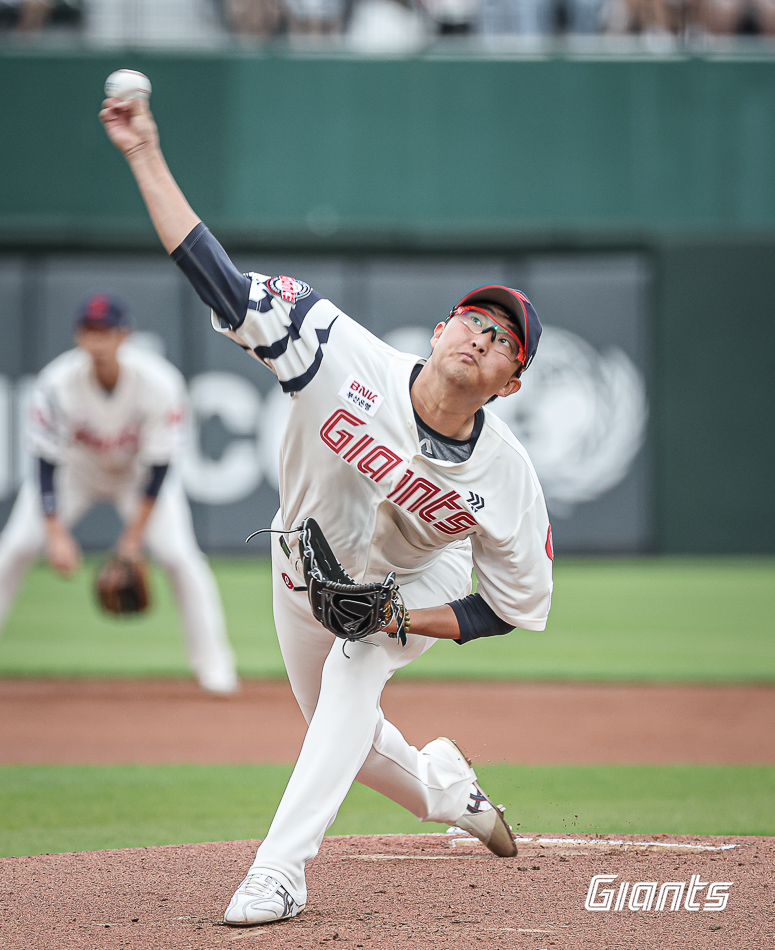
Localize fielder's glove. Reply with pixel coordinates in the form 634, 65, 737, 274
298, 517, 408, 647
95, 554, 151, 615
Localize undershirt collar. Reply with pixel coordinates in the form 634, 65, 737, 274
409, 363, 483, 463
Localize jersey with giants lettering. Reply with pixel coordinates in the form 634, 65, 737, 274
213, 274, 553, 630
28, 342, 186, 492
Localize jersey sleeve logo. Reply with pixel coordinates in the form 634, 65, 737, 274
546, 525, 554, 561
338, 375, 384, 417
266, 275, 312, 304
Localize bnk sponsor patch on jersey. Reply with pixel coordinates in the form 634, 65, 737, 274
266, 275, 312, 304
339, 375, 384, 417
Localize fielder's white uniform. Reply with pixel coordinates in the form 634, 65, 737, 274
214, 273, 553, 902
0, 340, 238, 694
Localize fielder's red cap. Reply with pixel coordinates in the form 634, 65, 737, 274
75, 293, 128, 329
452, 285, 542, 375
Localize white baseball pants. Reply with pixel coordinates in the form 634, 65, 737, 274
0, 472, 236, 692
247, 533, 475, 903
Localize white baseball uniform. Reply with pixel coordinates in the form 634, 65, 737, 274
213, 273, 553, 901
0, 339, 238, 695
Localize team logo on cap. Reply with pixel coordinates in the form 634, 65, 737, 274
267, 276, 312, 304
85, 294, 110, 321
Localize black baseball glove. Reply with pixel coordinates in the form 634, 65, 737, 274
95, 555, 151, 615
298, 518, 408, 647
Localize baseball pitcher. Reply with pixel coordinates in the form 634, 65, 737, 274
100, 93, 553, 925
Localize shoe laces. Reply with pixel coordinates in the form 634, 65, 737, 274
240, 873, 280, 898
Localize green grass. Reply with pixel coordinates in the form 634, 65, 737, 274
0, 556, 773, 682
0, 764, 771, 858
409, 556, 775, 682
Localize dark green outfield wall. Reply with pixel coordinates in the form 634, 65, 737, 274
1, 51, 774, 551
2, 51, 775, 242
654, 241, 775, 554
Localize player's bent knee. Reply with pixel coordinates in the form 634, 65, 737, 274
0, 538, 44, 566
154, 549, 212, 580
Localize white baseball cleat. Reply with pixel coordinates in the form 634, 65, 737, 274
199, 671, 240, 697
223, 872, 305, 926
440, 737, 518, 858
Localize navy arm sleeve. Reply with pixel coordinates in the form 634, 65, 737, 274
170, 223, 251, 331
448, 593, 514, 645
38, 457, 57, 516
143, 464, 169, 500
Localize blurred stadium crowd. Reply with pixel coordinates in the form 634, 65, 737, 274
1, 0, 773, 49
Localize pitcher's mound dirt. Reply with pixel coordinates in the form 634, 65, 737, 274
1, 832, 772, 950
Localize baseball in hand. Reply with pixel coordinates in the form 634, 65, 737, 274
104, 69, 152, 101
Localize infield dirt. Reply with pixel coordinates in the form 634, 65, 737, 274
2, 833, 773, 949
1, 677, 774, 764
1, 678, 773, 949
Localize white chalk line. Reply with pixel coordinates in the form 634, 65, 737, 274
447, 833, 739, 852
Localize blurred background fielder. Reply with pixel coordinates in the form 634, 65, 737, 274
0, 293, 238, 696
